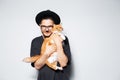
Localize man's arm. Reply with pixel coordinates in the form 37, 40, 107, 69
52, 34, 69, 67
34, 40, 57, 70
34, 54, 49, 69
57, 45, 68, 67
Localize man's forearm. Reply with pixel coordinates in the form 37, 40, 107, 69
34, 54, 49, 69
57, 47, 68, 67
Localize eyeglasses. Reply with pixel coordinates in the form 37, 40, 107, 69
41, 25, 53, 29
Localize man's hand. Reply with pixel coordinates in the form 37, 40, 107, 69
44, 41, 57, 56
51, 33, 63, 48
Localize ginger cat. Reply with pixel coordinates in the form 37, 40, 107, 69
23, 25, 65, 70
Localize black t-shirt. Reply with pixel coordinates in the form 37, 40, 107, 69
30, 36, 72, 80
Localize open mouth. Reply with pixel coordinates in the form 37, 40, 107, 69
46, 30, 49, 32
45, 30, 50, 34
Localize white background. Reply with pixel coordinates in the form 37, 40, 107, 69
0, 0, 120, 80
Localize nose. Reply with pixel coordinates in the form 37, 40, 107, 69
45, 28, 49, 31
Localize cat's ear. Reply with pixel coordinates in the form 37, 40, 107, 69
53, 24, 56, 27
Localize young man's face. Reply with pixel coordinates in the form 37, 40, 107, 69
40, 19, 54, 38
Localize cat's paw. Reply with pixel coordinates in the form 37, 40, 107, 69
56, 66, 63, 70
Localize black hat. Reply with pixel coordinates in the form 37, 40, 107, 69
35, 10, 61, 25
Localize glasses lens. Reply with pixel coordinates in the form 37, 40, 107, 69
41, 25, 53, 29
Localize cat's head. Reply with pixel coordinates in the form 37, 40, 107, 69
52, 25, 66, 40
52, 25, 63, 32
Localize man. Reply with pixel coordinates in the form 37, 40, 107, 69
30, 10, 72, 80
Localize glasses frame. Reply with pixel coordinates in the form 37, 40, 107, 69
40, 25, 54, 29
